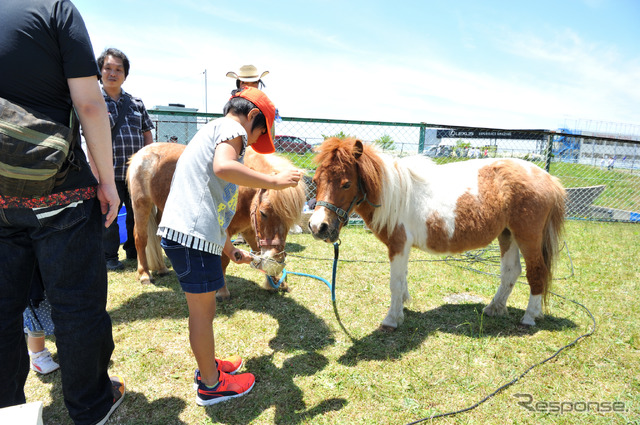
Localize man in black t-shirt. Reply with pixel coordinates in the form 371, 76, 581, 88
0, 1, 125, 424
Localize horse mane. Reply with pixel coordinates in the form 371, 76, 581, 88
315, 138, 385, 198
317, 138, 406, 232
245, 148, 306, 228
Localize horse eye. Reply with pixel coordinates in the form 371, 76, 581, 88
260, 210, 267, 218
341, 181, 352, 189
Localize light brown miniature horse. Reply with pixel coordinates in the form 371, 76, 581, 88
127, 142, 306, 299
309, 138, 566, 331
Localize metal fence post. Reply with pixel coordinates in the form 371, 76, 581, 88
544, 134, 553, 172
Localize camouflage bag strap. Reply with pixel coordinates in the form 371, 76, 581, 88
0, 96, 74, 197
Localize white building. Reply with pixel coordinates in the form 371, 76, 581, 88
150, 103, 199, 145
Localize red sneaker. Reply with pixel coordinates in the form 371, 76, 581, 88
217, 355, 243, 374
196, 370, 255, 406
193, 355, 244, 389
95, 376, 126, 425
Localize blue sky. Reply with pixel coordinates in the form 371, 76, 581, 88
74, 0, 639, 132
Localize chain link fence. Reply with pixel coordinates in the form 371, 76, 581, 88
149, 109, 640, 223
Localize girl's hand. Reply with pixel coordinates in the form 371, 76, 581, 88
273, 169, 303, 189
229, 248, 252, 264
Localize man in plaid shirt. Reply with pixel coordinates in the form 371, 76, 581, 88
98, 48, 154, 270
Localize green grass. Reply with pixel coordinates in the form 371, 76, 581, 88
550, 162, 640, 211
274, 151, 317, 171
25, 221, 639, 424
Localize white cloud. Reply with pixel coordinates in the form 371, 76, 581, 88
79, 0, 640, 132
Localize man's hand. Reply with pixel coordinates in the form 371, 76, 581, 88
98, 183, 120, 227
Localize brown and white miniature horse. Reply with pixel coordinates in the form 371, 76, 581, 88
309, 138, 566, 331
127, 142, 306, 299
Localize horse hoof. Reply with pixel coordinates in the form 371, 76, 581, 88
378, 324, 397, 332
156, 268, 171, 276
483, 303, 507, 317
262, 276, 289, 292
518, 322, 535, 330
520, 315, 537, 327
216, 293, 231, 302
279, 283, 291, 293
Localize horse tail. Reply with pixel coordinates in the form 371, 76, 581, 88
145, 205, 165, 271
541, 177, 566, 307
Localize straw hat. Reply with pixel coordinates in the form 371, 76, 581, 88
226, 65, 269, 82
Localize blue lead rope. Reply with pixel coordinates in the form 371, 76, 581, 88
266, 242, 339, 301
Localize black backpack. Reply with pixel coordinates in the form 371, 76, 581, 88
0, 97, 78, 198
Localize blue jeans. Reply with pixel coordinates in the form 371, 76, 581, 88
103, 179, 136, 260
160, 238, 225, 294
0, 198, 115, 425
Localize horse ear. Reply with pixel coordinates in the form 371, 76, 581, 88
353, 139, 364, 159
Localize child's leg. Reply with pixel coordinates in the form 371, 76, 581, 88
26, 329, 59, 374
27, 332, 46, 354
184, 291, 218, 387
161, 239, 253, 402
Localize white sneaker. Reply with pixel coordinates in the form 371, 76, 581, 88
289, 224, 303, 234
30, 348, 60, 375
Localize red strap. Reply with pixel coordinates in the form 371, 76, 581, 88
0, 186, 97, 209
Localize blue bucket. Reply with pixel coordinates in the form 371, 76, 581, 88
117, 206, 127, 244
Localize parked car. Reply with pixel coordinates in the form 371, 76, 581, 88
423, 145, 453, 158
274, 135, 312, 154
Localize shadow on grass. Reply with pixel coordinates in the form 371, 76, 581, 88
107, 286, 186, 321
202, 353, 347, 425
111, 391, 189, 425
282, 241, 307, 253
337, 303, 578, 366
40, 381, 188, 425
216, 275, 336, 353
107, 275, 344, 423
109, 275, 336, 353
109, 266, 347, 424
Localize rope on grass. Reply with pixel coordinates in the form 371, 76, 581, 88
266, 241, 340, 301
409, 241, 592, 423
287, 240, 575, 280
285, 240, 593, 423
281, 241, 355, 339
405, 291, 596, 424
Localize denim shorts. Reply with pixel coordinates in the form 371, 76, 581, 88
160, 238, 225, 294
